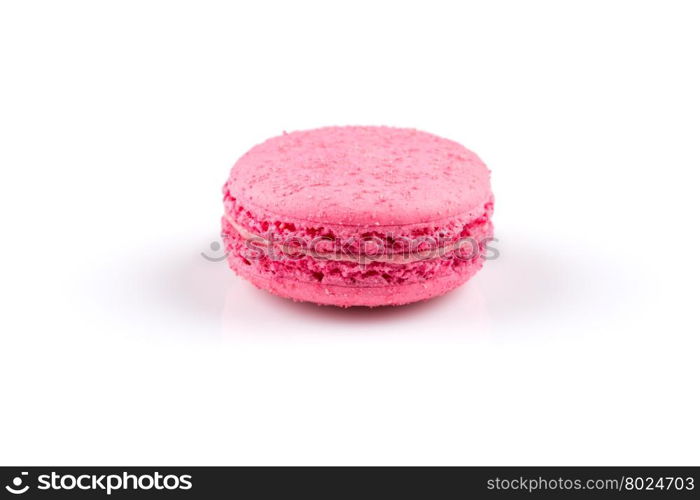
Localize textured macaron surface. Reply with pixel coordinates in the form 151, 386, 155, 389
222, 126, 494, 307
225, 126, 491, 226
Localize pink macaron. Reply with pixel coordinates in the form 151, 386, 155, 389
222, 126, 494, 307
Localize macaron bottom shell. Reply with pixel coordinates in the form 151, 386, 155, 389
227, 253, 485, 307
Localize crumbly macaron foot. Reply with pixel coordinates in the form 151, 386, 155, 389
227, 251, 485, 307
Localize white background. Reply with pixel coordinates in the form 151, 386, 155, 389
1, 1, 699, 465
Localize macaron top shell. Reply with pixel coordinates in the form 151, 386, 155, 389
225, 126, 491, 227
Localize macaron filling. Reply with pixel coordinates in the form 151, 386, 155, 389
222, 217, 489, 288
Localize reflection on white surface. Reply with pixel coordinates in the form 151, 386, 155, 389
90, 229, 637, 344
220, 276, 490, 340
218, 231, 636, 341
